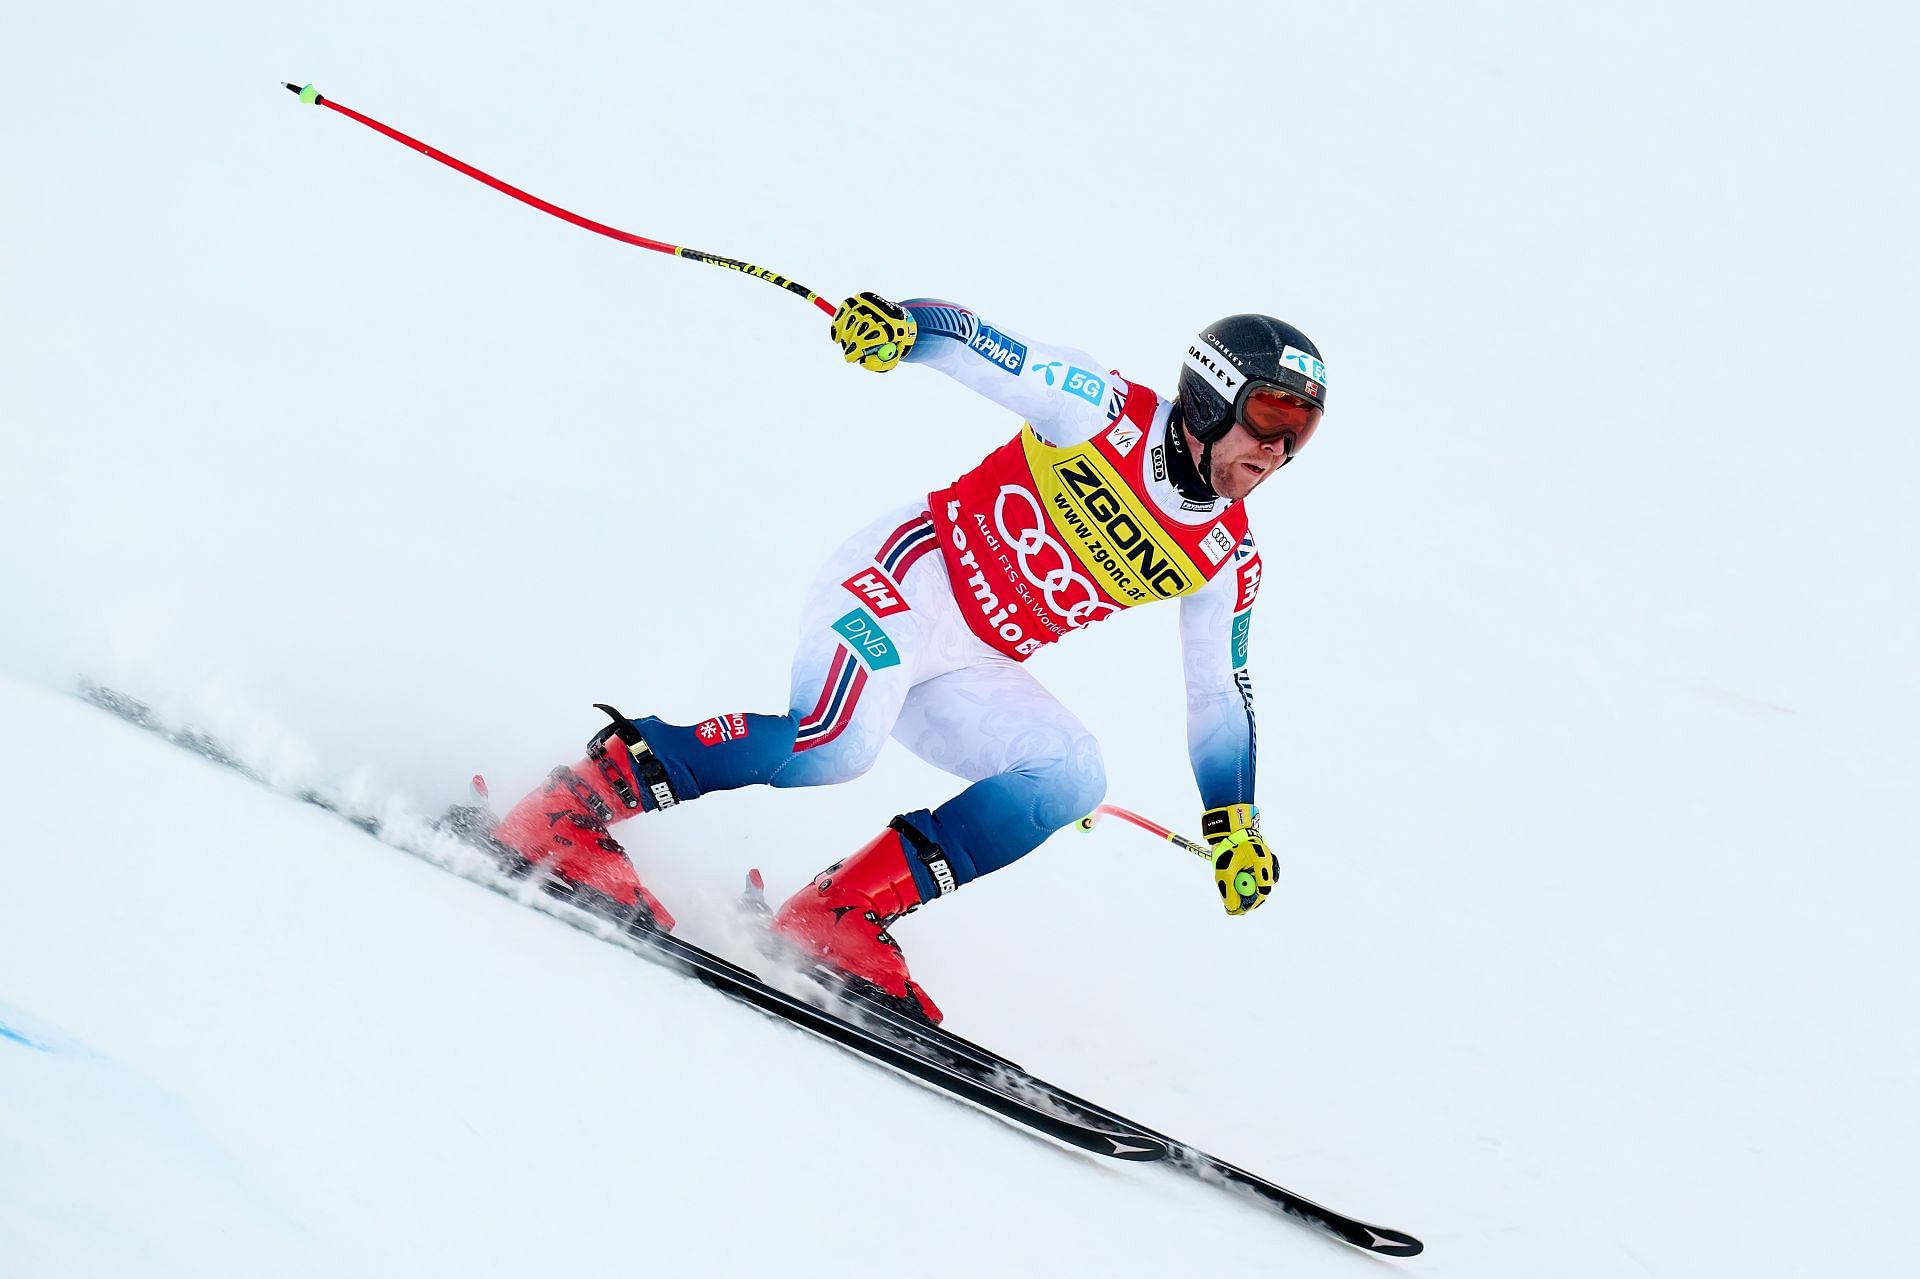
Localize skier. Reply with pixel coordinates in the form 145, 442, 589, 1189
488, 294, 1325, 1023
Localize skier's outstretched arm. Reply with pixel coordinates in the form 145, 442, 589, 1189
829, 291, 1120, 445
1179, 540, 1278, 914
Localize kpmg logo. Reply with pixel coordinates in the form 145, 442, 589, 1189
831, 608, 901, 670
968, 324, 1027, 374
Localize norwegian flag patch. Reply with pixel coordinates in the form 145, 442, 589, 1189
694, 713, 751, 746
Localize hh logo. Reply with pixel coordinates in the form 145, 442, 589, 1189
1235, 555, 1263, 611
695, 713, 751, 746
843, 569, 910, 617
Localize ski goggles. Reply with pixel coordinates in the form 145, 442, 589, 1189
1236, 385, 1322, 459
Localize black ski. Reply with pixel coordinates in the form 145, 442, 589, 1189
740, 879, 1427, 1257
77, 682, 1164, 1163
81, 681, 1423, 1256
826, 978, 1424, 1256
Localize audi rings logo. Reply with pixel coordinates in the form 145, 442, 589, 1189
993, 485, 1117, 628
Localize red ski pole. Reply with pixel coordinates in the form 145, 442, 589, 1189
1076, 803, 1214, 861
283, 82, 839, 318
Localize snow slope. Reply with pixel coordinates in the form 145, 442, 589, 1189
4, 2, 1917, 1275
2, 673, 1413, 1277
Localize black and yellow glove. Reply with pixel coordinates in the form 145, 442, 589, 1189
1201, 804, 1277, 916
831, 291, 917, 372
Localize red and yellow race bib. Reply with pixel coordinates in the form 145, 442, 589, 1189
929, 381, 1249, 659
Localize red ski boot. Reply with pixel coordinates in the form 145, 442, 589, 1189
490, 709, 677, 933
772, 821, 945, 1025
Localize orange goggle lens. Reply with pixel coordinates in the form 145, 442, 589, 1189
1238, 386, 1322, 453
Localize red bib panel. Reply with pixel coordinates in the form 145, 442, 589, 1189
927, 380, 1251, 660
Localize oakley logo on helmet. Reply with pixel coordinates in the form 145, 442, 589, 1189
1203, 330, 1248, 364
1184, 343, 1241, 397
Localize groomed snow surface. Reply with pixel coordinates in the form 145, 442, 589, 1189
5, 2, 1917, 1275
5, 676, 1421, 1277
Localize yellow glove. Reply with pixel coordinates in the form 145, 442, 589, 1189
831, 292, 917, 372
1201, 804, 1276, 916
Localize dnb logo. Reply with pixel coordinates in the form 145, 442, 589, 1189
831, 608, 901, 671
842, 568, 910, 617
968, 323, 1027, 374
1231, 609, 1252, 670
695, 713, 750, 746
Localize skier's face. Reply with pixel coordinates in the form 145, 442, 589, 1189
1199, 421, 1291, 500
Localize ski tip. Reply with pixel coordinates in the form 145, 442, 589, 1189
1354, 1226, 1424, 1257
1102, 1133, 1169, 1161
470, 774, 489, 800
745, 867, 765, 894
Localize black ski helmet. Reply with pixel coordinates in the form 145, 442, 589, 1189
1177, 314, 1327, 464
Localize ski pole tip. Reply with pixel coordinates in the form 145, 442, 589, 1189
283, 82, 323, 105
